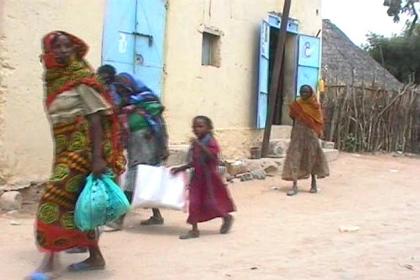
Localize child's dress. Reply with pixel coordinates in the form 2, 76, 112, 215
187, 134, 235, 224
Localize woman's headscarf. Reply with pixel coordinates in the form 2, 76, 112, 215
41, 31, 125, 174
289, 86, 324, 137
114, 73, 153, 94
41, 31, 104, 108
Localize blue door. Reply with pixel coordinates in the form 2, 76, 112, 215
102, 0, 167, 97
296, 35, 321, 96
257, 20, 270, 129
134, 0, 167, 97
102, 0, 136, 74
257, 16, 300, 128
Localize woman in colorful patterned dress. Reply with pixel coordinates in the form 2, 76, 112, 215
31, 31, 125, 276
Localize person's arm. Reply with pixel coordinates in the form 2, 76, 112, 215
171, 163, 192, 175
77, 84, 112, 177
194, 141, 216, 159
88, 112, 107, 177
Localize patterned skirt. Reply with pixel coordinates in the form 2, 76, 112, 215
36, 117, 113, 252
282, 121, 330, 181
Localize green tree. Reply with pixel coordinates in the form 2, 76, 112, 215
384, 0, 420, 34
365, 27, 420, 83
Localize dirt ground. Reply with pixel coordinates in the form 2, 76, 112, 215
0, 153, 419, 280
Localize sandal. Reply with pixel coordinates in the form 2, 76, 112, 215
287, 187, 298, 196
140, 216, 164, 226
309, 187, 318, 193
220, 215, 234, 234
27, 272, 56, 280
179, 230, 200, 240
68, 261, 105, 272
66, 247, 88, 254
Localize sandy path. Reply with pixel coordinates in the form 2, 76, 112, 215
0, 153, 419, 280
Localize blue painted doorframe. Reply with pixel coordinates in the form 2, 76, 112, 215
257, 15, 321, 128
257, 15, 300, 129
102, 0, 167, 97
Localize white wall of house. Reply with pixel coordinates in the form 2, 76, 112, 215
0, 0, 105, 183
163, 0, 322, 156
0, 0, 321, 182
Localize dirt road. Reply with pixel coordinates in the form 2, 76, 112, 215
1, 153, 419, 280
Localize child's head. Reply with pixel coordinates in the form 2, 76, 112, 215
192, 115, 213, 138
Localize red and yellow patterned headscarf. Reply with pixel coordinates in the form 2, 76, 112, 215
41, 31, 105, 108
41, 31, 125, 175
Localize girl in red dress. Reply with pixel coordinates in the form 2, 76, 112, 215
172, 116, 235, 239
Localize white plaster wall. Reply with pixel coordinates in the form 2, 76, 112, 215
163, 0, 322, 156
0, 0, 105, 182
0, 0, 321, 181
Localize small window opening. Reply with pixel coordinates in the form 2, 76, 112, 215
201, 32, 221, 67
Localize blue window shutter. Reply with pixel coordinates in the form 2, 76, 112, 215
296, 35, 321, 96
257, 21, 270, 129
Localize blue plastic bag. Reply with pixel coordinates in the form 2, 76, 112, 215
75, 173, 130, 231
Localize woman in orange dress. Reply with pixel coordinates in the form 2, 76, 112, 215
282, 85, 330, 196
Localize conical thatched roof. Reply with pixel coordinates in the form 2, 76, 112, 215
322, 19, 402, 91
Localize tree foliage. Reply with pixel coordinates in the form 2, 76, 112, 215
384, 0, 420, 34
364, 26, 420, 83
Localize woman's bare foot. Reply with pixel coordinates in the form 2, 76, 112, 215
179, 230, 200, 240
68, 247, 105, 272
220, 214, 234, 234
309, 186, 318, 193
27, 253, 61, 279
68, 257, 105, 272
310, 175, 318, 193
140, 216, 164, 226
287, 186, 298, 196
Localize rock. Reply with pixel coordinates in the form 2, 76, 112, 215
0, 191, 23, 211
338, 225, 360, 233
6, 210, 18, 216
9, 220, 21, 226
236, 172, 253, 182
226, 161, 248, 176
225, 174, 234, 182
243, 158, 282, 176
267, 139, 290, 158
243, 159, 261, 172
251, 169, 266, 180
231, 178, 241, 184
322, 141, 335, 149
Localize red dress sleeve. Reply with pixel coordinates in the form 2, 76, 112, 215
207, 137, 220, 158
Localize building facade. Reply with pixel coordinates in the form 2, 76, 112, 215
0, 0, 322, 182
